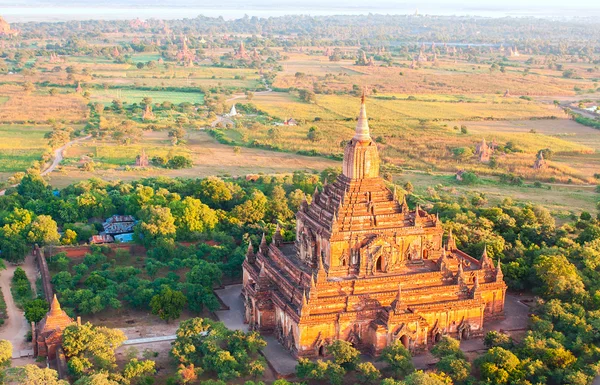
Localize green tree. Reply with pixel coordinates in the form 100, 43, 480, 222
431, 336, 465, 359
326, 340, 360, 370
17, 172, 51, 200
61, 229, 78, 245
402, 370, 452, 385
73, 372, 120, 385
533, 254, 586, 302
356, 362, 381, 384
6, 365, 68, 385
122, 358, 156, 380
231, 190, 268, 224
170, 196, 218, 238
307, 126, 323, 142
483, 331, 512, 349
137, 206, 177, 246
379, 340, 414, 377
0, 339, 11, 368
475, 347, 523, 385
23, 298, 49, 323
198, 176, 234, 208
150, 286, 187, 323
436, 356, 471, 384
27, 215, 60, 245
268, 185, 294, 222
62, 322, 127, 376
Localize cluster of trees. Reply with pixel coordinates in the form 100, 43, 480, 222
0, 323, 154, 385
297, 340, 415, 385
422, 183, 600, 383
1, 169, 326, 318
48, 243, 224, 317
171, 318, 267, 382
62, 322, 156, 383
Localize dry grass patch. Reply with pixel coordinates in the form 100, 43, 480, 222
0, 85, 87, 123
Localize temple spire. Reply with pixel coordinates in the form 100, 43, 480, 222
446, 228, 457, 250
246, 241, 255, 263
391, 284, 405, 313
50, 294, 61, 315
273, 223, 283, 246
496, 259, 503, 281
353, 91, 371, 142
259, 233, 268, 253
456, 262, 465, 285
481, 244, 493, 269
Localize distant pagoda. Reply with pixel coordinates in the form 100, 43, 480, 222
533, 151, 547, 170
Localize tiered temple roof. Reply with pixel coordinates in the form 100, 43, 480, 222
242, 96, 506, 357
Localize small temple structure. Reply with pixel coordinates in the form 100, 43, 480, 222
135, 149, 149, 167
0, 16, 18, 37
142, 104, 155, 120
228, 104, 237, 117
533, 151, 547, 170
176, 34, 195, 65
475, 138, 493, 163
33, 295, 79, 359
234, 41, 249, 59
75, 81, 82, 94
242, 95, 506, 357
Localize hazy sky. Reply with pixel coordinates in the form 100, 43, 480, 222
2, 0, 599, 21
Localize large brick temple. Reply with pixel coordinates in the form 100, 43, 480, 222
242, 96, 506, 357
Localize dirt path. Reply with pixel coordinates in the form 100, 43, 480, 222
0, 134, 92, 196
41, 134, 92, 177
0, 254, 38, 358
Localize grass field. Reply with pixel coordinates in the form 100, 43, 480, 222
227, 91, 598, 183
252, 93, 561, 123
0, 124, 51, 173
402, 171, 599, 214
50, 131, 337, 187
89, 89, 205, 105
130, 52, 163, 62
0, 85, 88, 123
273, 52, 594, 96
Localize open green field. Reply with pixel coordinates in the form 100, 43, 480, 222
88, 89, 205, 105
400, 171, 599, 215
130, 52, 163, 62
0, 96, 9, 105
252, 92, 561, 123
0, 124, 51, 173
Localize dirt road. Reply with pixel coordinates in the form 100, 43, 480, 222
0, 134, 91, 196
0, 254, 38, 358
41, 134, 92, 177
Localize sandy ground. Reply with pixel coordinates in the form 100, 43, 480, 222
0, 254, 38, 362
48, 131, 337, 188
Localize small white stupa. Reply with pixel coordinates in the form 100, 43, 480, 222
229, 104, 237, 117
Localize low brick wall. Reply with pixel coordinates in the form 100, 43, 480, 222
33, 244, 53, 303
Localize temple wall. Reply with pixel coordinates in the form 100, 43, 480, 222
33, 245, 53, 303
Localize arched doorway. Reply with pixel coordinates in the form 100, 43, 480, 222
375, 257, 383, 272
400, 335, 409, 349
461, 328, 469, 340
434, 332, 442, 343
318, 345, 326, 357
